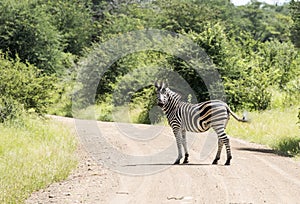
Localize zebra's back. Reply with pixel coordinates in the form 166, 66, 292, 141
177, 100, 229, 133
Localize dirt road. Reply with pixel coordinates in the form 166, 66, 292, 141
26, 116, 300, 204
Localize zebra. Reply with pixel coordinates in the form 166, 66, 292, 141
154, 81, 248, 165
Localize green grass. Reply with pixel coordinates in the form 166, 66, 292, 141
0, 115, 77, 203
227, 106, 300, 157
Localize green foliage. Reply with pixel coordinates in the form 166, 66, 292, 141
96, 94, 114, 122
276, 136, 300, 156
234, 1, 292, 42
200, 27, 300, 110
83, 0, 300, 123
0, 97, 24, 123
153, 0, 217, 33
0, 0, 96, 73
132, 87, 158, 124
45, 0, 96, 55
290, 0, 300, 48
0, 0, 65, 73
0, 53, 59, 121
48, 83, 74, 118
0, 0, 298, 121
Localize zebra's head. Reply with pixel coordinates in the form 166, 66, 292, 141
154, 81, 181, 108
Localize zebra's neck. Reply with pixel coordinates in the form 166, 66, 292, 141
163, 92, 181, 116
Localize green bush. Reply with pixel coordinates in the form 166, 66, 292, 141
290, 0, 300, 48
0, 97, 24, 123
96, 94, 114, 122
276, 136, 300, 156
45, 0, 96, 56
0, 0, 65, 74
0, 53, 59, 120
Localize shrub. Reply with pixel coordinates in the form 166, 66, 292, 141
0, 97, 24, 123
0, 53, 59, 120
276, 136, 300, 156
0, 0, 66, 74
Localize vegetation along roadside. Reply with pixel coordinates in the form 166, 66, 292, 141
0, 114, 77, 203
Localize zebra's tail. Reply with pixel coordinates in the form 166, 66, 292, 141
227, 106, 250, 123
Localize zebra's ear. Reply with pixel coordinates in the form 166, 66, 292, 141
162, 80, 168, 89
154, 80, 161, 89
161, 81, 166, 89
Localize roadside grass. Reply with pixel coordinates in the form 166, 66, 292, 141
227, 106, 300, 157
0, 115, 77, 203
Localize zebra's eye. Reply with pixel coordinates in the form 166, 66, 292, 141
161, 88, 166, 94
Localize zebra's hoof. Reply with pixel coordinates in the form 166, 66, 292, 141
212, 159, 219, 165
224, 161, 231, 165
174, 159, 180, 165
183, 153, 189, 164
224, 156, 232, 165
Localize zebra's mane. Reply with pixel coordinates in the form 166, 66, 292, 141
166, 88, 182, 101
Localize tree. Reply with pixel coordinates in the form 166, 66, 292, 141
233, 0, 292, 42
75, 0, 300, 123
290, 0, 300, 47
45, 0, 96, 55
0, 0, 65, 74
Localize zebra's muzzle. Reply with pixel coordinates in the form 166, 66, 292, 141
157, 101, 164, 107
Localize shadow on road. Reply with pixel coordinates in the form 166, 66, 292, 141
236, 147, 292, 157
123, 163, 212, 167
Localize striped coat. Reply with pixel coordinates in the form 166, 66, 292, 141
155, 81, 247, 165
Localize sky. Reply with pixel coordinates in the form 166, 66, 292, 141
231, 0, 291, 6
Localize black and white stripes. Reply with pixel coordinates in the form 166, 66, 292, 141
155, 81, 247, 165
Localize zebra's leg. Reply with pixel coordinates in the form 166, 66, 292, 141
174, 130, 183, 165
212, 139, 223, 165
224, 137, 232, 165
223, 119, 232, 165
181, 129, 189, 164
213, 126, 232, 165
